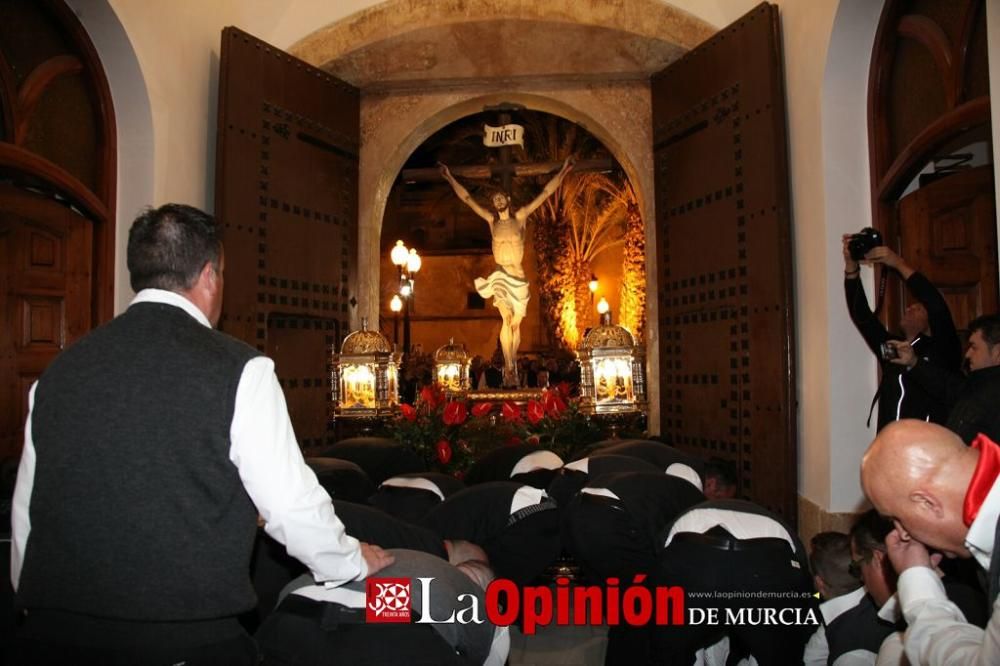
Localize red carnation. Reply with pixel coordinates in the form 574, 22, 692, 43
400, 403, 417, 422
526, 399, 545, 425
436, 439, 453, 465
556, 381, 572, 398
501, 401, 522, 423
442, 401, 468, 426
471, 402, 493, 418
542, 390, 567, 417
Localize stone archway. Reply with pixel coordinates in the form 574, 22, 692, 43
357, 90, 658, 416
356, 91, 652, 328
287, 1, 717, 430
288, 0, 714, 87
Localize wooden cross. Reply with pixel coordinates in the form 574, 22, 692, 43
399, 103, 614, 189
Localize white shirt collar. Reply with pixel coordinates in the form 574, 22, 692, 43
380, 476, 445, 501
509, 486, 546, 515
819, 586, 866, 625
965, 475, 1000, 571
510, 451, 563, 477
877, 592, 902, 622
130, 288, 212, 329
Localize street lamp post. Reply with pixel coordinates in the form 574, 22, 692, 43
389, 294, 402, 347
389, 240, 421, 355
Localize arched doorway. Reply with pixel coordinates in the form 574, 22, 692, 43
869, 0, 997, 329
215, 4, 799, 519
0, 0, 116, 460
377, 107, 644, 397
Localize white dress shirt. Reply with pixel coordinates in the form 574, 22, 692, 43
11, 289, 366, 590
893, 475, 1000, 665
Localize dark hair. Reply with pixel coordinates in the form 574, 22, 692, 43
809, 531, 860, 598
703, 457, 737, 489
968, 314, 1000, 348
850, 508, 894, 559
127, 204, 221, 292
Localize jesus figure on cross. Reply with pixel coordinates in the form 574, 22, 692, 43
440, 156, 574, 388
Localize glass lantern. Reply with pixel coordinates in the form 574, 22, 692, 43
577, 311, 647, 417
330, 318, 401, 421
434, 337, 471, 396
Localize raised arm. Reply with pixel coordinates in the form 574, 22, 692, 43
843, 235, 889, 355
516, 156, 575, 223
439, 163, 494, 224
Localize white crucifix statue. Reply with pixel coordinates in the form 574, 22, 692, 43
439, 155, 574, 388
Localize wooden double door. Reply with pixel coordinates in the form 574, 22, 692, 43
215, 4, 800, 519
0, 185, 94, 460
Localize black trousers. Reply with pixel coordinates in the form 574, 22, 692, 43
644, 536, 818, 666
8, 608, 259, 666
566, 494, 654, 581
255, 595, 467, 666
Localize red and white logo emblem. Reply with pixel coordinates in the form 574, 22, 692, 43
366, 577, 412, 623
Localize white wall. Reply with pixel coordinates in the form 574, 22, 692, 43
65, 0, 154, 314
817, 0, 884, 512
77, 0, 996, 516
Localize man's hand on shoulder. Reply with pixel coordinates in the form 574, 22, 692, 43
361, 542, 395, 576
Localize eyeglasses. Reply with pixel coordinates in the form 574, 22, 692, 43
848, 550, 880, 578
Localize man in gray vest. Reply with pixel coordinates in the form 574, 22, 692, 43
9, 204, 392, 665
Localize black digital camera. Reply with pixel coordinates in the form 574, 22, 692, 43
848, 227, 883, 261
879, 341, 898, 361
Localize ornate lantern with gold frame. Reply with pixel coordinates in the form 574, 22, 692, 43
577, 311, 647, 418
330, 318, 400, 421
434, 337, 471, 396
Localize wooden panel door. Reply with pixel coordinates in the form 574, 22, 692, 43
897, 165, 998, 331
0, 185, 92, 460
215, 27, 359, 450
651, 3, 796, 520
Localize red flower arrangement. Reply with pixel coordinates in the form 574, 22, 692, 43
390, 383, 602, 475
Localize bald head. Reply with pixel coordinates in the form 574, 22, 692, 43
861, 420, 977, 556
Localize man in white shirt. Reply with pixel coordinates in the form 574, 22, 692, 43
861, 419, 1000, 665
10, 204, 392, 665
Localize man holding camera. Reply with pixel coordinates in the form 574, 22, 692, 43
886, 314, 1000, 444
843, 232, 961, 430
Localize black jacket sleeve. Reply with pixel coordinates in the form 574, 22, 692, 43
845, 277, 889, 356
906, 272, 962, 370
